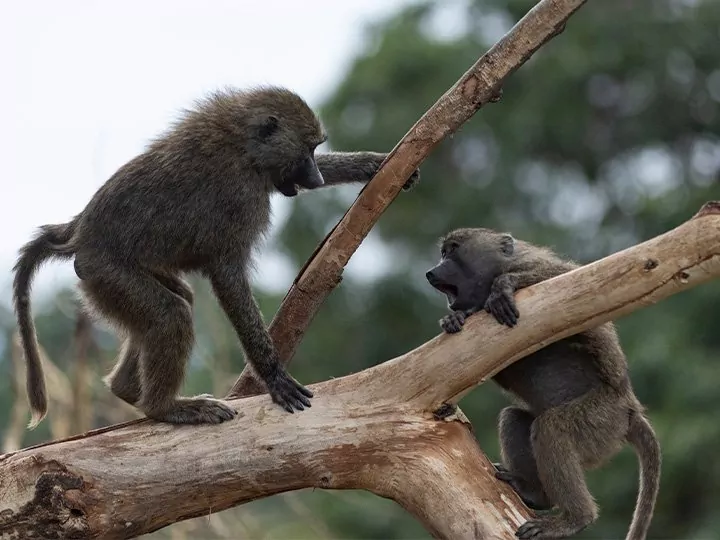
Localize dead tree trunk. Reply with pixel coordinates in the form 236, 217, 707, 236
1, 203, 718, 539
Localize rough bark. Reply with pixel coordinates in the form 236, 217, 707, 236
1, 202, 718, 539
227, 0, 590, 398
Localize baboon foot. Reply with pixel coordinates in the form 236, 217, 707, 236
145, 397, 238, 424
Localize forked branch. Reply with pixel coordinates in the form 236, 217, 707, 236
1, 202, 717, 539
227, 0, 591, 398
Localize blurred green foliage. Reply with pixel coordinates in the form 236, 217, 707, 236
2, 0, 719, 537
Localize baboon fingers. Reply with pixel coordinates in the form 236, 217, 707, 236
266, 368, 313, 413
500, 298, 519, 326
515, 519, 544, 539
495, 470, 515, 482
510, 298, 520, 318
515, 515, 591, 539
485, 293, 518, 327
485, 297, 503, 326
402, 169, 421, 191
296, 394, 313, 408
440, 311, 466, 333
279, 384, 312, 410
295, 380, 314, 399
279, 403, 296, 414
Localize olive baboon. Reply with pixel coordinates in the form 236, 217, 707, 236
13, 85, 419, 428
425, 228, 660, 540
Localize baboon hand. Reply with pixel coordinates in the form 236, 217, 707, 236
266, 367, 313, 413
440, 310, 466, 333
402, 168, 421, 191
485, 287, 519, 328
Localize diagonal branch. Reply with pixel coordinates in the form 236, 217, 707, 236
370, 201, 720, 407
2, 202, 717, 540
227, 0, 590, 398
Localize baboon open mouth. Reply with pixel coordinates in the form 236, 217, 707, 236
434, 283, 458, 304
435, 283, 458, 296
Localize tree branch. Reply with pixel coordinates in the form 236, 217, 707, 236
2, 202, 717, 539
227, 0, 590, 398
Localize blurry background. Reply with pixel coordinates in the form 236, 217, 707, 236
2, 0, 719, 538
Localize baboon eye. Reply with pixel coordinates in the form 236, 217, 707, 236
258, 115, 279, 139
443, 243, 459, 258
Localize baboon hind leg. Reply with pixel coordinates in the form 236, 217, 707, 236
80, 260, 236, 425
513, 411, 599, 540
104, 338, 142, 406
495, 406, 553, 511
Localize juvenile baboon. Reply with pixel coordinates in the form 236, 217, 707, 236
425, 228, 660, 540
13, 85, 419, 428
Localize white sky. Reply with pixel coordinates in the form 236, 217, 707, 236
0, 0, 420, 307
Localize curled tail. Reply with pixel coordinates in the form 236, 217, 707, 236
12, 220, 78, 429
625, 411, 661, 540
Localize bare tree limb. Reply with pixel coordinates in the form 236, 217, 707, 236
2, 202, 717, 540
227, 0, 590, 398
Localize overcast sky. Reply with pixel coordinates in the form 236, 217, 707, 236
0, 0, 420, 307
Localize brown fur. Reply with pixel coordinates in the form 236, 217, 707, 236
13, 85, 419, 428
426, 227, 660, 540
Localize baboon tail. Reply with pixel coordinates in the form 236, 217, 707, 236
12, 219, 78, 429
625, 410, 661, 540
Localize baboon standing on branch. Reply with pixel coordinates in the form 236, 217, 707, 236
426, 228, 660, 540
13, 86, 419, 428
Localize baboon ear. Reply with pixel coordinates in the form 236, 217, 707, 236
500, 234, 515, 255
257, 115, 279, 139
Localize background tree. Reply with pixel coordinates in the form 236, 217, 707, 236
1, 0, 719, 538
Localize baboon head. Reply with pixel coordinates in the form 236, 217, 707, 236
425, 228, 515, 311
243, 87, 328, 197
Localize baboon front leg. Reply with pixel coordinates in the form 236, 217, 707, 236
315, 152, 419, 190
104, 338, 142, 406
495, 407, 553, 511
514, 415, 598, 539
485, 273, 521, 327
208, 263, 312, 412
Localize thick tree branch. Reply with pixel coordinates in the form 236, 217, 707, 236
2, 203, 717, 539
378, 202, 720, 407
228, 0, 590, 398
